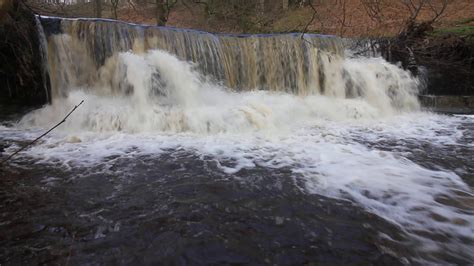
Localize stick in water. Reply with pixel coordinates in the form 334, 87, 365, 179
0, 100, 84, 165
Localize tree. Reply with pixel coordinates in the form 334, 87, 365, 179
95, 0, 102, 18
360, 0, 450, 32
111, 0, 119, 19
155, 0, 177, 26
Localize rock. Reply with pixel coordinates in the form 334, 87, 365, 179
0, 0, 49, 106
66, 136, 82, 143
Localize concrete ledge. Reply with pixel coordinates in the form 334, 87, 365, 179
419, 95, 474, 114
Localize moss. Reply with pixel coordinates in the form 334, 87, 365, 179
457, 17, 474, 25
433, 25, 474, 37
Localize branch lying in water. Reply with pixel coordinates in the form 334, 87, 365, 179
0, 100, 84, 165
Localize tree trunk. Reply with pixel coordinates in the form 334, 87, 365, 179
95, 0, 102, 18
156, 0, 167, 26
282, 0, 288, 10
111, 0, 118, 19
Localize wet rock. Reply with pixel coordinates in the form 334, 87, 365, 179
0, 0, 49, 105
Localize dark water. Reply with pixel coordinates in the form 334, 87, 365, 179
0, 153, 410, 265
0, 105, 473, 265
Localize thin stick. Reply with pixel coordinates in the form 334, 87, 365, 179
0, 100, 84, 165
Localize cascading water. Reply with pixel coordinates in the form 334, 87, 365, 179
30, 16, 420, 133
34, 16, 51, 103
0, 16, 472, 265
43, 17, 345, 95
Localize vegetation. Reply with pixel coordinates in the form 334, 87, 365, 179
433, 17, 474, 41
19, 0, 473, 37
1, 0, 473, 98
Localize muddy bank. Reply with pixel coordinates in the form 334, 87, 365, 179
0, 0, 49, 106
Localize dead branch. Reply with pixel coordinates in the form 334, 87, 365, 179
426, 0, 448, 23
0, 100, 84, 165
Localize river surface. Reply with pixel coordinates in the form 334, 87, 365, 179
0, 104, 473, 265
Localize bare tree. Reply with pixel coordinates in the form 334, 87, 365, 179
155, 0, 177, 26
95, 0, 102, 18
425, 0, 448, 23
401, 0, 425, 21
360, 0, 451, 36
360, 0, 383, 24
338, 0, 347, 36
111, 0, 119, 19
398, 0, 449, 25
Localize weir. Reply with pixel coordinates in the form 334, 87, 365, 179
39, 16, 346, 96
30, 16, 421, 134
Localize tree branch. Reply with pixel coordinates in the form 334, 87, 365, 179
1, 100, 84, 165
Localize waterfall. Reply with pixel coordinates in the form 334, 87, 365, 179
34, 15, 51, 103
27, 16, 421, 133
40, 16, 346, 95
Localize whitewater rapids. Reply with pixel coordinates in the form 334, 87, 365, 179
1, 48, 472, 263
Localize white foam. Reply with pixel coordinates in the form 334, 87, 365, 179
2, 50, 473, 261
8, 111, 474, 259
20, 50, 420, 134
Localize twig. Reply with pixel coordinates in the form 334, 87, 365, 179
0, 100, 84, 165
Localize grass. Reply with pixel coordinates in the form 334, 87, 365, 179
433, 15, 474, 38
457, 17, 474, 25
432, 17, 474, 38
434, 25, 474, 37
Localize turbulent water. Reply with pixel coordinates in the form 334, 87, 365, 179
0, 17, 473, 264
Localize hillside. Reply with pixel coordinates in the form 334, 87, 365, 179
25, 0, 474, 38
113, 0, 474, 37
